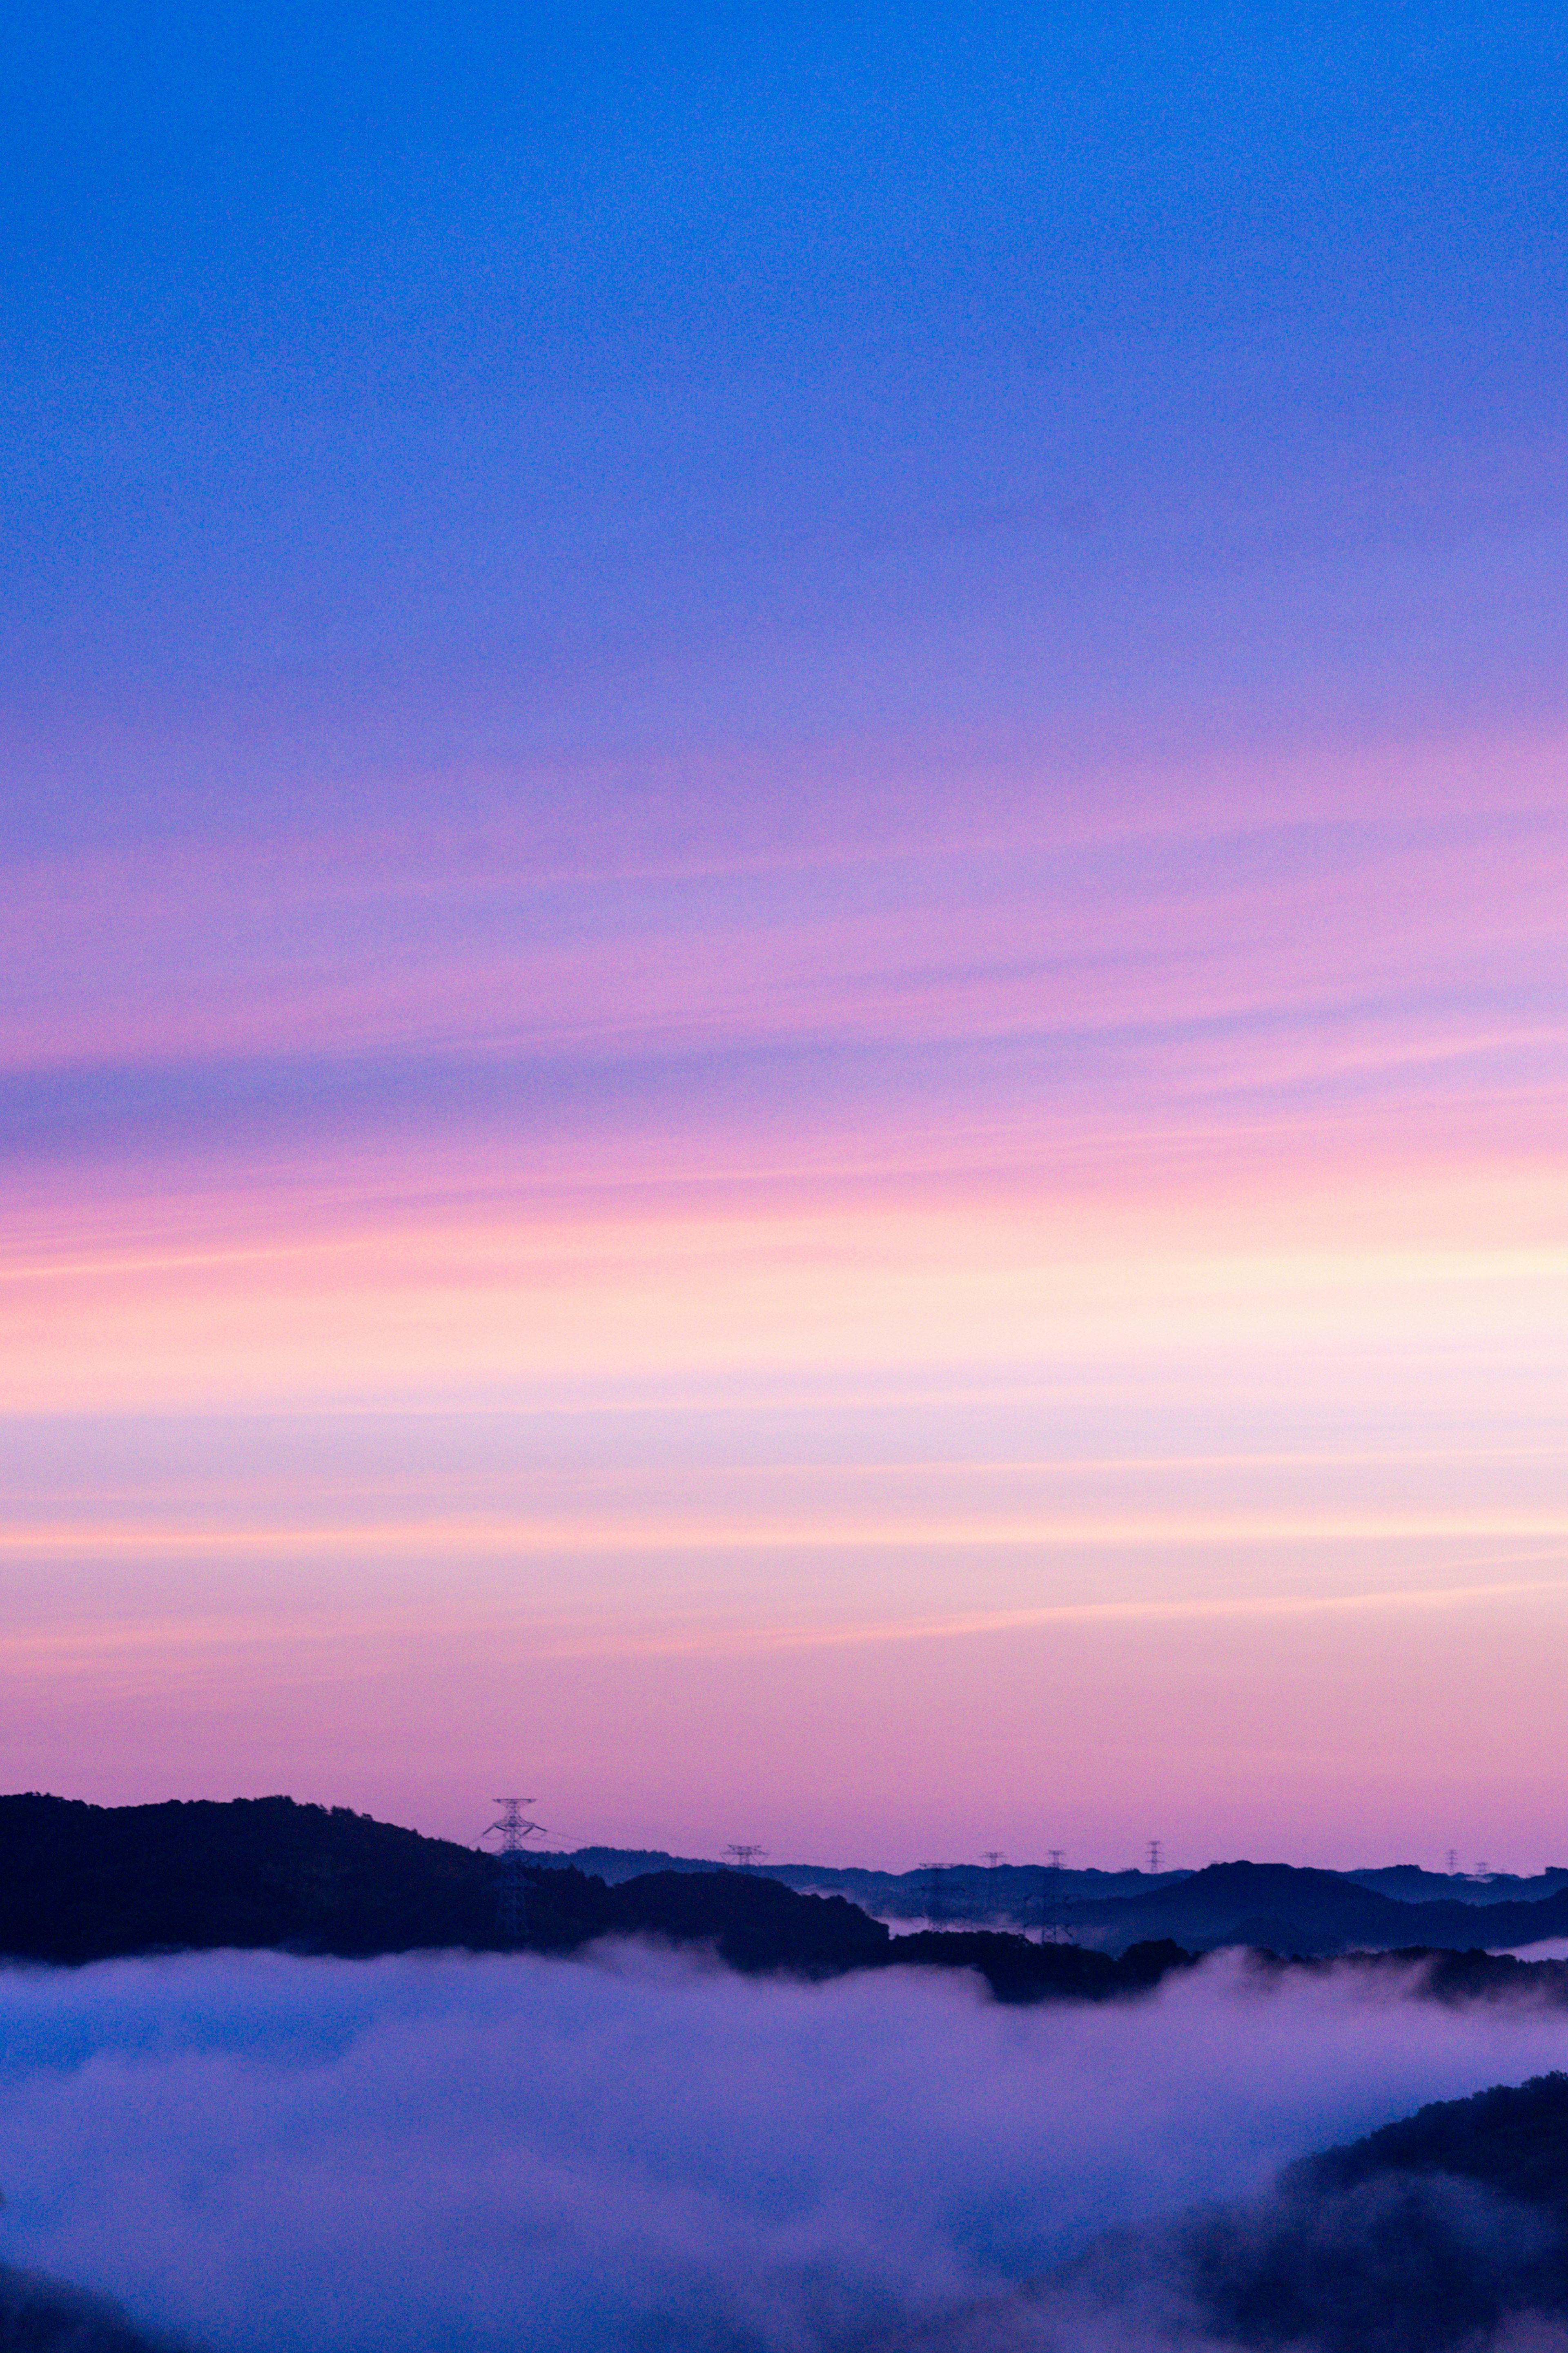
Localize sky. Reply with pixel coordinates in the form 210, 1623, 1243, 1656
3, 1, 1566, 1868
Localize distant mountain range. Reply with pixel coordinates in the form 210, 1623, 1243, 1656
548, 1846, 1568, 1954
550, 1845, 1568, 1911
549, 1847, 1181, 1912
7, 1796, 1568, 1977
1065, 1859, 1568, 1956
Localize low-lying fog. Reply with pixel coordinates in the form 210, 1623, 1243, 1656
2, 1944, 1567, 2353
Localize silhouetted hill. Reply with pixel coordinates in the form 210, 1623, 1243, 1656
0, 2262, 179, 2349
1182, 2072, 1568, 2353
886, 1932, 1193, 2003
1301, 2070, 1568, 2211
572, 1876, 1187, 1999
1275, 1944, 1568, 2005
0, 1796, 1207, 2003
592, 1868, 891, 1975
539, 1844, 717, 1884
911, 2074, 1568, 2352
13, 1800, 1568, 2012
0, 1796, 901, 1972
1073, 1858, 1568, 1955
0, 1793, 500, 1961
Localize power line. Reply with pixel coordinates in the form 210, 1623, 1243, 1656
724, 1843, 768, 1872
1146, 1838, 1163, 1875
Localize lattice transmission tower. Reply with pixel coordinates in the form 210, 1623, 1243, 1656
1040, 1849, 1073, 1944
724, 1844, 768, 1872
485, 1797, 547, 1941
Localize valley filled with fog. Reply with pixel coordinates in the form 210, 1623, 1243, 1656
5, 1945, 1568, 2353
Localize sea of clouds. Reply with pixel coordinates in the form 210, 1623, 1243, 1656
3, 1943, 1568, 2353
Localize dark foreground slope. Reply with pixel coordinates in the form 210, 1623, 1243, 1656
0, 2262, 179, 2349
911, 2072, 1568, 2353
1178, 2073, 1568, 2353
0, 1793, 500, 1960
0, 1795, 884, 1969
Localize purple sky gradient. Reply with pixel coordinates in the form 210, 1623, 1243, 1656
4, 3, 1566, 1865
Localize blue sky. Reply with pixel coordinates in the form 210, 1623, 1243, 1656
6, 2, 1566, 845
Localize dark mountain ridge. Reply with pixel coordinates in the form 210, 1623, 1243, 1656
0, 1791, 499, 1962
0, 1795, 1181, 2001
8, 1797, 1568, 1995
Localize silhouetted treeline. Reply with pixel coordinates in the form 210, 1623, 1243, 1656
0, 1797, 1177, 2002
0, 1793, 499, 1961
10, 1799, 1568, 2017
0, 1795, 1190, 2001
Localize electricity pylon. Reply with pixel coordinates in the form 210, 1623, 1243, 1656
485, 1797, 546, 1942
1040, 1850, 1073, 1945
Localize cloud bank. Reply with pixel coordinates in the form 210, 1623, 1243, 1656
2, 1947, 1568, 2353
